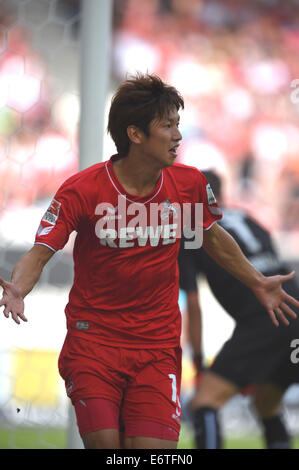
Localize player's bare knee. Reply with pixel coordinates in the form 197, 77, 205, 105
253, 395, 281, 418
195, 392, 230, 409
192, 374, 236, 409
253, 384, 284, 418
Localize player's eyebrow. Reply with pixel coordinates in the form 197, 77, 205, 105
163, 116, 180, 124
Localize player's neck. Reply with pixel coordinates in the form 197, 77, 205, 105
112, 151, 162, 197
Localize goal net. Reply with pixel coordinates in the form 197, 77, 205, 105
0, 0, 113, 449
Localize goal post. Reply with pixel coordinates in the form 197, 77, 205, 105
79, 0, 113, 171
67, 0, 113, 449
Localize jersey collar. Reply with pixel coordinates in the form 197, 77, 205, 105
105, 155, 164, 205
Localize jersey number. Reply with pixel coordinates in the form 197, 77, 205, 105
168, 373, 181, 420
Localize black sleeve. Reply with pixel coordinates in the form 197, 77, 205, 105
178, 237, 201, 292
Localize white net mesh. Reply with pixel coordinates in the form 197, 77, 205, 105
0, 0, 80, 449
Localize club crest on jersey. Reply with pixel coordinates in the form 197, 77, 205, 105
42, 199, 61, 225
206, 184, 217, 205
161, 198, 178, 220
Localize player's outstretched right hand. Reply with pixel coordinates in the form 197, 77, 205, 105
0, 277, 27, 325
252, 271, 299, 327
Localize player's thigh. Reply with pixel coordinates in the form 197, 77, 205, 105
73, 397, 123, 444
122, 348, 182, 444
190, 371, 239, 410
82, 428, 120, 449
59, 335, 126, 403
59, 337, 127, 445
253, 383, 286, 418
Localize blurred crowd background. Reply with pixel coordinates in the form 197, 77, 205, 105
0, 0, 298, 259
113, 0, 299, 241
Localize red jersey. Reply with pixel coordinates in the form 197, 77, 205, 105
35, 155, 222, 348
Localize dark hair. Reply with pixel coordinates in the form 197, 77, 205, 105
107, 73, 184, 156
202, 170, 222, 200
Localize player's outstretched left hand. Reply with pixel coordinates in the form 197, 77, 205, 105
252, 271, 299, 327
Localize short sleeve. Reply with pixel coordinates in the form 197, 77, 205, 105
194, 170, 222, 230
34, 179, 84, 252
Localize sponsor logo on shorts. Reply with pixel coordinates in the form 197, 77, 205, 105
76, 321, 89, 331
65, 376, 74, 395
290, 339, 299, 364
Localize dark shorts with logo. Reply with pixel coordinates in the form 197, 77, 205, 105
210, 311, 299, 389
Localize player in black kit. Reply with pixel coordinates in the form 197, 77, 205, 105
178, 170, 299, 449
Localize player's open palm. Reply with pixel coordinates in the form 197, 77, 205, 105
0, 277, 27, 325
252, 271, 299, 327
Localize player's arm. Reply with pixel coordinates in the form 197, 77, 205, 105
0, 244, 54, 324
202, 223, 299, 326
186, 290, 203, 356
178, 241, 204, 376
185, 289, 207, 386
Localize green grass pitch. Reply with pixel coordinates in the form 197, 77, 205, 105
0, 425, 298, 449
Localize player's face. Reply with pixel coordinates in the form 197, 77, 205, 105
142, 108, 182, 168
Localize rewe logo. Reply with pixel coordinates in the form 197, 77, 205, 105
98, 224, 178, 248
94, 195, 204, 249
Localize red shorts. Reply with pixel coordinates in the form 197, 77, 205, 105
58, 334, 182, 440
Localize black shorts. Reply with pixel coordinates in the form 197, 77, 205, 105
210, 312, 299, 390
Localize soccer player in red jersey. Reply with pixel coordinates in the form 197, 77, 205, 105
0, 74, 298, 449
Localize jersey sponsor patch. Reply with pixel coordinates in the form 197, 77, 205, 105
206, 183, 217, 205
42, 199, 61, 226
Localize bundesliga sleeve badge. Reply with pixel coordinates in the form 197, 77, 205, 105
206, 183, 217, 205
36, 199, 62, 237
42, 199, 62, 225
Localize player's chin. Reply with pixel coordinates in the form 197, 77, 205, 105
165, 152, 177, 166
156, 152, 177, 168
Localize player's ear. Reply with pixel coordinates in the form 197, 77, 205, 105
127, 125, 144, 145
